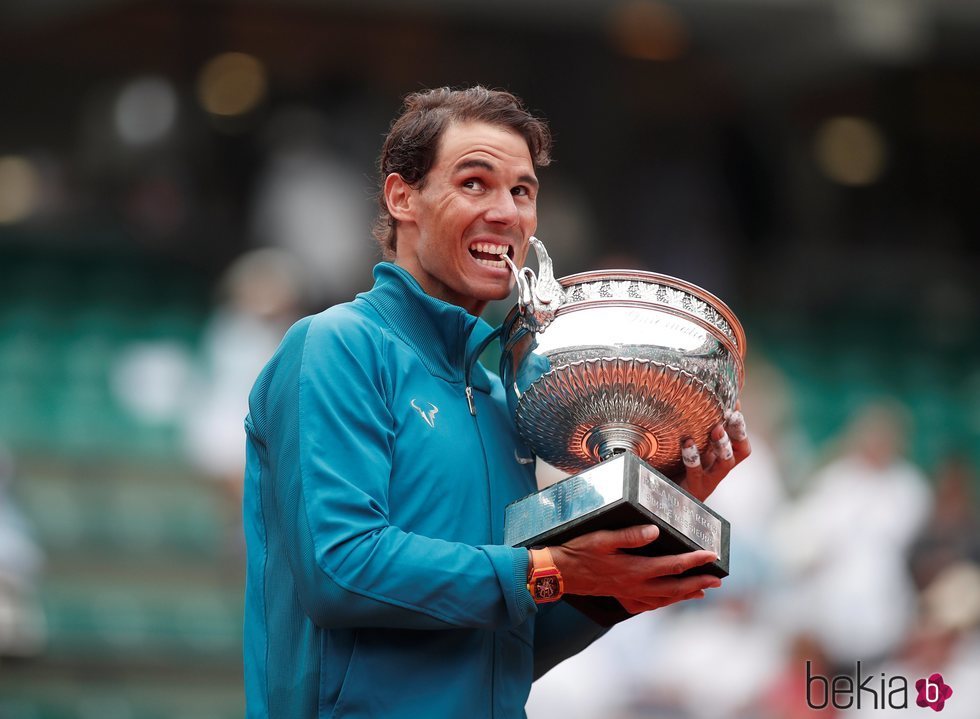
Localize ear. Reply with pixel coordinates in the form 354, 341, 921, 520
383, 173, 415, 223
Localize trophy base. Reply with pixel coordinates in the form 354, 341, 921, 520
504, 451, 730, 626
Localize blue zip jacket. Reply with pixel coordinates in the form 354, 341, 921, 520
243, 262, 605, 718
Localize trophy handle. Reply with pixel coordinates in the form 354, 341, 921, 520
503, 236, 566, 333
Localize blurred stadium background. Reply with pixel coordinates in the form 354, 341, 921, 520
0, 1, 978, 717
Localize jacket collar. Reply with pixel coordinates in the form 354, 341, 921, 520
359, 262, 494, 391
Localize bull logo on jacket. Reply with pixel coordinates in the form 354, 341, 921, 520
410, 399, 439, 428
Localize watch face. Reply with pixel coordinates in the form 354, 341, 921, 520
536, 576, 560, 599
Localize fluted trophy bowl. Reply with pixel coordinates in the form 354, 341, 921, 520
500, 244, 746, 477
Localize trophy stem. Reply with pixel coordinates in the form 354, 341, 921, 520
583, 423, 657, 463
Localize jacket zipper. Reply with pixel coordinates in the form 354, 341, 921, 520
463, 325, 502, 417
463, 324, 504, 718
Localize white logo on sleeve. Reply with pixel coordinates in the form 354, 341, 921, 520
410, 399, 439, 428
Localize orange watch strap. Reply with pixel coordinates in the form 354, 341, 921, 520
527, 547, 563, 603
530, 547, 555, 572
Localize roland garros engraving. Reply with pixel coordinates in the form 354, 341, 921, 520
562, 278, 739, 350
637, 465, 722, 555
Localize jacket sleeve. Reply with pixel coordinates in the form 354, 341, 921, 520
249, 314, 536, 631
532, 600, 608, 680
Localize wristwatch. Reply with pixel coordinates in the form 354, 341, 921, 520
527, 547, 563, 603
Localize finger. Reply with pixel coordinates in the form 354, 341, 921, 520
681, 439, 701, 470
621, 588, 708, 614
680, 437, 705, 484
700, 428, 720, 472
704, 425, 735, 484
712, 425, 734, 463
643, 573, 722, 598
658, 587, 709, 607
655, 588, 709, 609
684, 425, 737, 501
605, 552, 718, 597
619, 598, 651, 614
724, 409, 747, 442
566, 523, 659, 553
725, 409, 752, 462
642, 549, 718, 578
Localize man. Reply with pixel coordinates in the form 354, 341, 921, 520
243, 86, 750, 718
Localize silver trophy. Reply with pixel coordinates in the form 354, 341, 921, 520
500, 238, 746, 618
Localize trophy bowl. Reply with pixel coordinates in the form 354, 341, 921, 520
500, 266, 746, 477
498, 240, 747, 622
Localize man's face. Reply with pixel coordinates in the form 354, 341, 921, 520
390, 120, 539, 316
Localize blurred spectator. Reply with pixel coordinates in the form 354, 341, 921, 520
631, 598, 787, 719
182, 248, 305, 505
0, 444, 45, 658
249, 106, 375, 307
772, 400, 932, 667
706, 356, 794, 595
760, 633, 839, 719
841, 561, 980, 719
737, 355, 815, 494
909, 455, 980, 590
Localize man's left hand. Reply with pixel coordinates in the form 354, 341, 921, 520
678, 407, 751, 502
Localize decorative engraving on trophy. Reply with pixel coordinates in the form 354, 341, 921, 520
555, 278, 737, 348
620, 308, 707, 348
636, 465, 722, 555
700, 307, 734, 346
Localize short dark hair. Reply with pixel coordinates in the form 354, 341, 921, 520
373, 86, 552, 258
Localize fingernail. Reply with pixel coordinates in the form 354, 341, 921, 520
709, 578, 722, 588
642, 525, 659, 541
711, 424, 725, 441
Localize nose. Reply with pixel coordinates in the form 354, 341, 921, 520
484, 189, 519, 227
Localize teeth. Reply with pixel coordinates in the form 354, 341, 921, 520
475, 257, 506, 268
472, 242, 508, 256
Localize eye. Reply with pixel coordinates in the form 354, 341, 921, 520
462, 178, 485, 191
512, 185, 534, 199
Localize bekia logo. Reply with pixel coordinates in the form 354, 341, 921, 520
807, 662, 954, 712
915, 673, 953, 712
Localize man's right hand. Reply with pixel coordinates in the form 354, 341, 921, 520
548, 524, 721, 615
